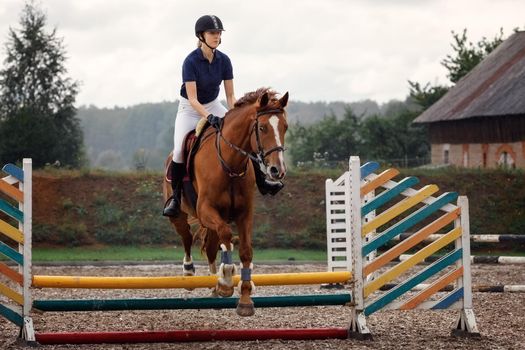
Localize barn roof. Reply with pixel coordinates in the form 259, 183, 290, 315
414, 31, 525, 124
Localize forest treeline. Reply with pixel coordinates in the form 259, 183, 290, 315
77, 98, 415, 170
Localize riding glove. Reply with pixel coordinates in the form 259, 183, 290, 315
207, 114, 222, 129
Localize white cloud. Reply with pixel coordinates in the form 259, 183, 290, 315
0, 0, 523, 107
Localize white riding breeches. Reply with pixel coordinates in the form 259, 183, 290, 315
172, 97, 228, 163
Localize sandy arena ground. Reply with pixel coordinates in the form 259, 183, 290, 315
1, 263, 524, 350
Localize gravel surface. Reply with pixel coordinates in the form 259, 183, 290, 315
1, 263, 524, 349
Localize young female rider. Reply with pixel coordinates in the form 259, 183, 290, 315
163, 15, 283, 217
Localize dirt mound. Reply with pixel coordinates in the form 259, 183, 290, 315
31, 171, 326, 248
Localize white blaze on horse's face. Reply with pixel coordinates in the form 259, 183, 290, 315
268, 115, 286, 180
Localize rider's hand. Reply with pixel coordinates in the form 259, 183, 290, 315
207, 114, 222, 129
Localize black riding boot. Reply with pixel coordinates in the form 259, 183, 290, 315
251, 159, 284, 196
163, 162, 185, 217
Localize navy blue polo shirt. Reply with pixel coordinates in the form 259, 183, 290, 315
180, 48, 233, 104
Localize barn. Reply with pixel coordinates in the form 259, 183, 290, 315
413, 31, 525, 169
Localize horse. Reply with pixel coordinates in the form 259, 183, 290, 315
163, 88, 289, 316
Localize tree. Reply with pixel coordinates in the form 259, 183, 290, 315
408, 28, 505, 112
288, 108, 361, 165
408, 81, 449, 110
360, 108, 429, 167
0, 1, 84, 168
441, 28, 504, 83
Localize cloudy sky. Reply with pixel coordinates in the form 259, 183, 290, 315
0, 0, 523, 107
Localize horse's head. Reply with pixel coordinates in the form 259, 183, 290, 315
251, 91, 289, 181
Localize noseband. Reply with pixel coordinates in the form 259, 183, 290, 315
215, 108, 286, 178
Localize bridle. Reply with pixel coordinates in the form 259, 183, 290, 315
215, 108, 286, 178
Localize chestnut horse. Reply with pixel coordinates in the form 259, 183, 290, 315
163, 88, 289, 316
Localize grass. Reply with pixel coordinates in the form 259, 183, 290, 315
32, 246, 327, 262
27, 245, 525, 263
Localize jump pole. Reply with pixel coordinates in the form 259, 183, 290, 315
35, 328, 350, 344
32, 271, 352, 289
394, 233, 525, 244
395, 254, 525, 264
34, 293, 352, 312
379, 283, 525, 293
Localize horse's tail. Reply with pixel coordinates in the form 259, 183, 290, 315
197, 225, 209, 255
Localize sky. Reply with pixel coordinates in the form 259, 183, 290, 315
0, 0, 523, 108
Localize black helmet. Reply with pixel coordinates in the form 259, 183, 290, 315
195, 15, 224, 38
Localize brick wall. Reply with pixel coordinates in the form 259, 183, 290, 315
431, 141, 525, 169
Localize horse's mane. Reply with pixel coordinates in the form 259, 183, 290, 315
233, 88, 280, 110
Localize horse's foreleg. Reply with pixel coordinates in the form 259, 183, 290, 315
206, 232, 219, 275
198, 204, 236, 297
236, 218, 255, 316
216, 242, 237, 297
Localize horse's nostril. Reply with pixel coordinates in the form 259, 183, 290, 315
270, 166, 279, 176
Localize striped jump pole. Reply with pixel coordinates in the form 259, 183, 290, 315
394, 233, 525, 244
396, 254, 525, 265
325, 156, 481, 338
379, 283, 525, 293
0, 159, 35, 343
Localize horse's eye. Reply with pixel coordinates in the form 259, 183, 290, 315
259, 125, 265, 132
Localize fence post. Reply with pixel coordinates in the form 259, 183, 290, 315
453, 196, 479, 336
21, 158, 35, 342
348, 156, 371, 338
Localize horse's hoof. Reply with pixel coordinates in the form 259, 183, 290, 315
217, 285, 234, 297
236, 303, 255, 317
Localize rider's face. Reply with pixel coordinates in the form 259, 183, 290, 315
203, 31, 222, 48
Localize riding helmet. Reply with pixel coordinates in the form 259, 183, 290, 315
195, 15, 224, 38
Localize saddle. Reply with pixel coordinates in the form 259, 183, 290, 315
165, 121, 213, 211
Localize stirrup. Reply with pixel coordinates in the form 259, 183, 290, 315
162, 196, 181, 217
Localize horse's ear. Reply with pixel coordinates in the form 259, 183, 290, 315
279, 92, 289, 108
259, 92, 269, 108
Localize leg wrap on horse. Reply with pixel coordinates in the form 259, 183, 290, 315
218, 243, 236, 291
237, 263, 255, 294
220, 243, 233, 265
221, 251, 232, 265
182, 256, 195, 275
240, 267, 252, 281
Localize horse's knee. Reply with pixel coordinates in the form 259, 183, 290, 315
172, 220, 192, 246
217, 225, 233, 245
